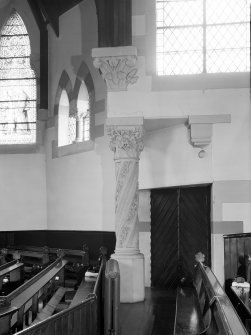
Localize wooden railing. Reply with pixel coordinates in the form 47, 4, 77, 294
104, 259, 120, 335
14, 254, 107, 335
194, 261, 248, 335
15, 295, 97, 335
0, 260, 17, 271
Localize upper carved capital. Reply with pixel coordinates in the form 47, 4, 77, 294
107, 125, 144, 159
92, 46, 139, 91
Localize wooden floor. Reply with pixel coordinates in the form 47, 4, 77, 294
119, 287, 177, 335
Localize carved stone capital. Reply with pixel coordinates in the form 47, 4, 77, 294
92, 46, 138, 91
107, 125, 144, 160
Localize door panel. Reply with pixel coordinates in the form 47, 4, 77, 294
179, 186, 211, 281
151, 188, 179, 287
151, 185, 211, 288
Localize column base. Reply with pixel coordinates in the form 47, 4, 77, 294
111, 250, 145, 303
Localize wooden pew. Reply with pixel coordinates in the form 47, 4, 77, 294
7, 253, 106, 335
0, 257, 68, 335
30, 287, 66, 325
69, 276, 96, 307
0, 260, 18, 271
0, 262, 24, 291
174, 258, 248, 335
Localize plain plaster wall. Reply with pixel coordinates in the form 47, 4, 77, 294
0, 154, 47, 230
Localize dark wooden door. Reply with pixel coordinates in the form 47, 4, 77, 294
151, 185, 211, 288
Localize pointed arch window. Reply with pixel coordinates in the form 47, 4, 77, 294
0, 11, 37, 144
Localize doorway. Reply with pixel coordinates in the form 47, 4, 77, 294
151, 185, 211, 288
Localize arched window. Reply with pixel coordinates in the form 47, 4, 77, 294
0, 11, 37, 144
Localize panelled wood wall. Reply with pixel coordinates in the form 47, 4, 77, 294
224, 233, 251, 282
0, 230, 116, 260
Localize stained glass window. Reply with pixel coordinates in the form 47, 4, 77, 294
156, 0, 250, 75
0, 11, 36, 144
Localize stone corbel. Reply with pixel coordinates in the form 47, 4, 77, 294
92, 46, 138, 91
188, 114, 231, 149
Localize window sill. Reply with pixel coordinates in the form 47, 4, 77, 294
0, 144, 43, 154
52, 140, 94, 158
152, 72, 250, 91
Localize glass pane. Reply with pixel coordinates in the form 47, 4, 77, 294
156, 0, 203, 27
157, 26, 203, 75
207, 49, 250, 73
157, 50, 203, 75
161, 27, 203, 52
207, 23, 250, 72
207, 0, 250, 24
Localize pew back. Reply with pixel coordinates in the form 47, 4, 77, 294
194, 262, 248, 335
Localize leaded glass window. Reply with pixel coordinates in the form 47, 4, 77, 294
156, 0, 251, 75
0, 11, 36, 144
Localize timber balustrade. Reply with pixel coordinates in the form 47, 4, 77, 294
0, 257, 67, 335
104, 259, 120, 335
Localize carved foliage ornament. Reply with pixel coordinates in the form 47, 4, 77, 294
107, 126, 144, 159
93, 55, 138, 91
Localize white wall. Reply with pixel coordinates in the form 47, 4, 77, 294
0, 154, 47, 230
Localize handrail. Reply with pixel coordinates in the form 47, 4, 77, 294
14, 295, 97, 335
6, 257, 62, 302
0, 260, 17, 271
104, 259, 120, 335
194, 261, 248, 335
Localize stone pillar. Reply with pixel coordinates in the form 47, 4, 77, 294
75, 115, 83, 142
107, 117, 145, 302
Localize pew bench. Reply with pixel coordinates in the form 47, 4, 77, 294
174, 286, 205, 335
174, 261, 248, 335
69, 276, 96, 307
0, 262, 24, 291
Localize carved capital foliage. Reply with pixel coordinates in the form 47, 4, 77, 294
107, 125, 144, 159
93, 55, 138, 91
